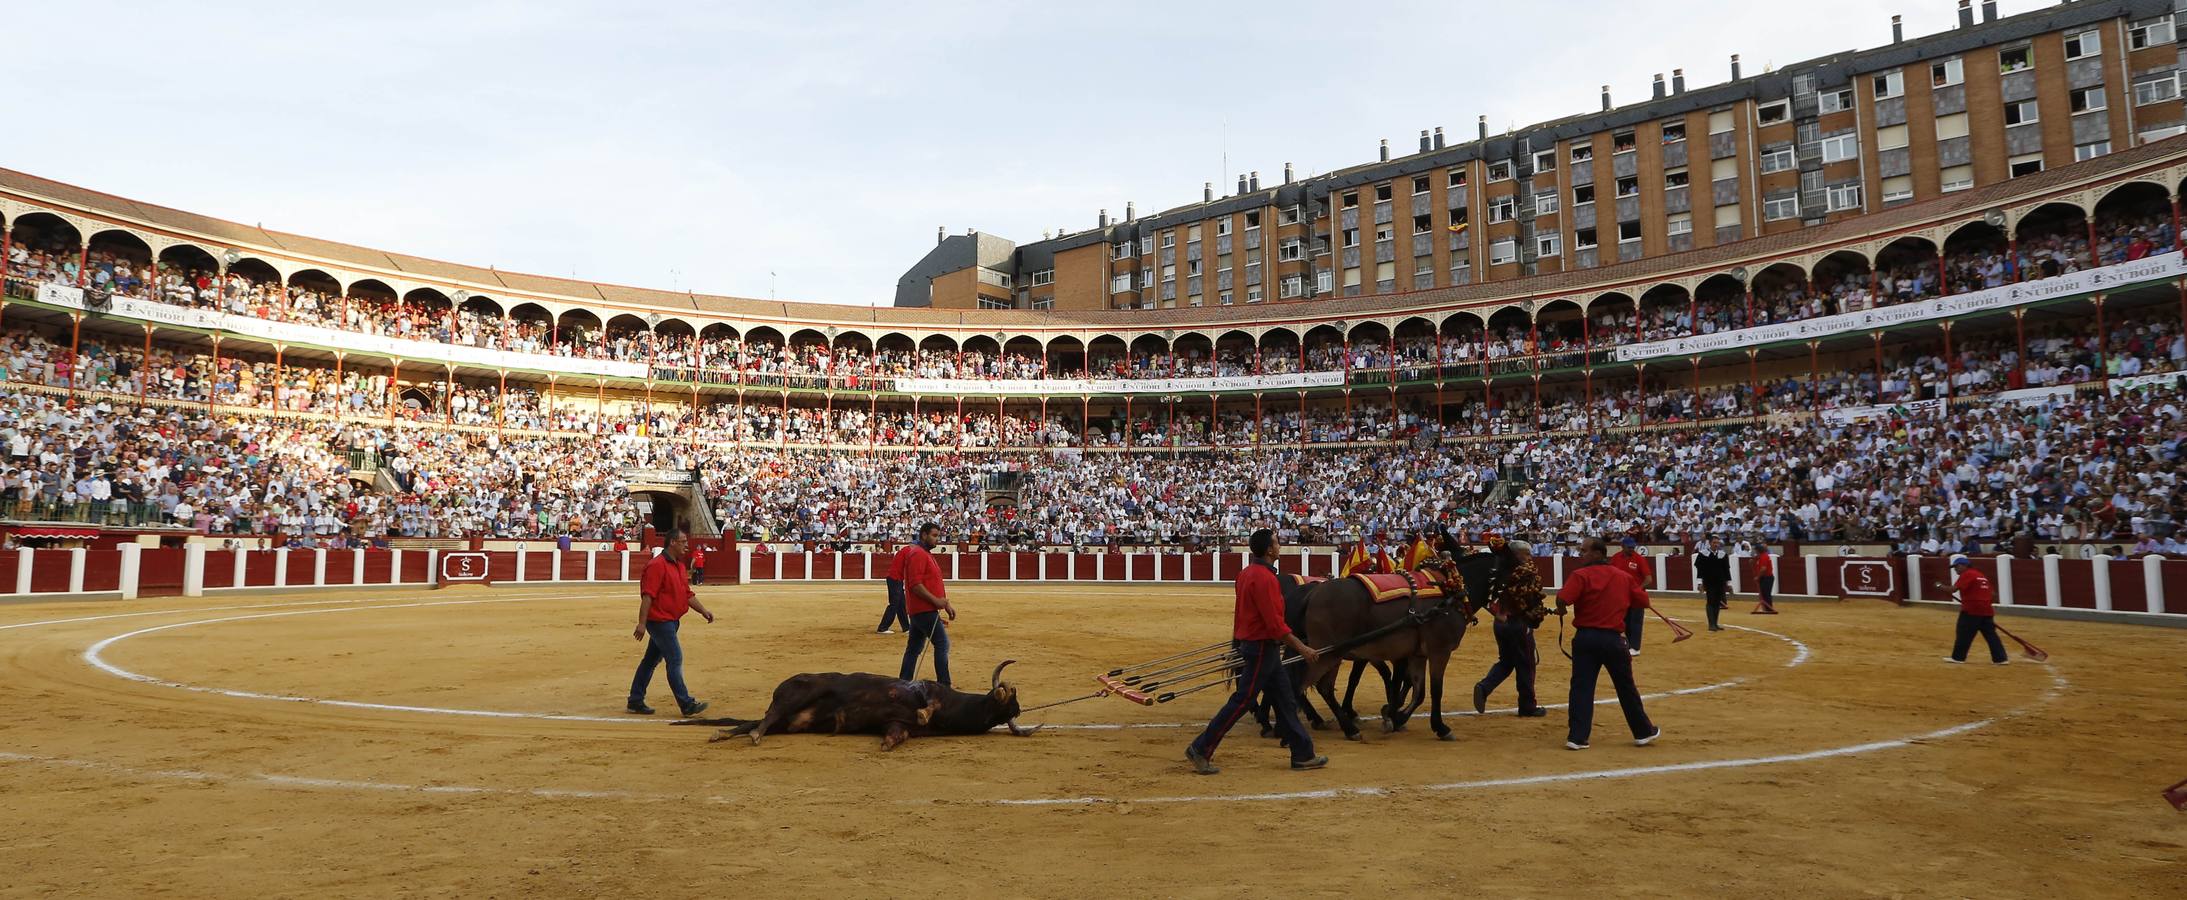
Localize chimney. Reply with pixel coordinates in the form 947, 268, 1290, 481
1652, 73, 1666, 99
1379, 139, 1390, 161
1957, 0, 1973, 28
1238, 174, 1249, 195
1981, 1, 1996, 23
1419, 129, 1432, 152
1891, 14, 1904, 42
1098, 208, 1109, 227
1477, 115, 1488, 141
1672, 69, 1685, 94
1601, 84, 1612, 110
1433, 127, 1445, 149
1249, 171, 1260, 192
1126, 201, 1135, 221
1283, 162, 1295, 184
1731, 53, 1742, 80
936, 226, 945, 246
1204, 182, 1214, 202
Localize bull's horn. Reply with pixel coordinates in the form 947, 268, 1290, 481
1007, 719, 1042, 737
990, 659, 1017, 690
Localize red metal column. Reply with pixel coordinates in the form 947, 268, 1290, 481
140, 325, 153, 404
387, 357, 398, 423
273, 345, 285, 411
2014, 310, 2028, 387
1940, 321, 1955, 399
66, 314, 81, 404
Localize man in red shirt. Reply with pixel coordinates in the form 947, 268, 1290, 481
896, 523, 959, 687
627, 527, 714, 716
1553, 536, 1662, 750
1941, 556, 2009, 664
1610, 537, 1655, 656
1751, 546, 1778, 614
688, 542, 707, 586
1185, 528, 1325, 774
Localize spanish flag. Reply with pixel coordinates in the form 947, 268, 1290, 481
1373, 545, 1396, 575
1343, 543, 1374, 577
1403, 537, 1434, 571
1446, 221, 1469, 234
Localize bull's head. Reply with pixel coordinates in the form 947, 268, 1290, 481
990, 660, 1039, 736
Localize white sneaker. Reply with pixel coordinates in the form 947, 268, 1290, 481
1942, 657, 1965, 664
1565, 740, 1589, 751
1628, 649, 1641, 658
1635, 726, 1662, 746
1992, 659, 2010, 666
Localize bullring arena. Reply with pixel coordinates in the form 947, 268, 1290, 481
2, 561, 2184, 896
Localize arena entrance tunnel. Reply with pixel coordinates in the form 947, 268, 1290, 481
631, 490, 694, 535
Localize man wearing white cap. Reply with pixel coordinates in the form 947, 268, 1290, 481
1938, 555, 2008, 665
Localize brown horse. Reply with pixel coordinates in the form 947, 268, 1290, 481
1295, 557, 1477, 742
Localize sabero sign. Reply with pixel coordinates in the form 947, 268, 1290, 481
440, 552, 492, 584
1840, 559, 1897, 597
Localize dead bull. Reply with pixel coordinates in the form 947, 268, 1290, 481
674, 660, 1039, 750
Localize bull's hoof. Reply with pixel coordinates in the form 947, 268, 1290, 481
1436, 731, 1457, 742
1380, 718, 1399, 734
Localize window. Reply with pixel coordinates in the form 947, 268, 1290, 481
1413, 213, 1432, 234
1820, 89, 1854, 114
1760, 144, 1796, 173
1488, 161, 1512, 181
1826, 183, 1862, 212
1876, 124, 1909, 151
1280, 206, 1301, 225
1662, 123, 1686, 143
1571, 144, 1594, 163
1316, 270, 1333, 293
1414, 259, 1434, 276
1534, 150, 1558, 172
1533, 190, 1559, 214
1245, 210, 1261, 229
1187, 224, 1202, 240
1715, 203, 1742, 227
1615, 176, 1639, 198
1281, 275, 1304, 298
1137, 268, 1152, 288
1935, 113, 1970, 140
1029, 297, 1053, 311
1029, 269, 1054, 286
1819, 133, 1859, 163
1448, 169, 1468, 188
1881, 176, 1913, 203
2134, 73, 2180, 106
1617, 221, 1642, 243
1113, 242, 1133, 259
1111, 273, 1132, 292
1412, 175, 1430, 195
1342, 192, 1359, 209
1375, 184, 1393, 202
1487, 196, 1517, 223
2130, 16, 2176, 49
1342, 228, 1360, 248
2009, 153, 2044, 178
1872, 70, 1903, 100
1139, 235, 1154, 255
1667, 213, 1692, 236
1764, 195, 1800, 220
1708, 109, 1735, 134
1757, 100, 1790, 124
1663, 168, 1689, 190
1940, 165, 1974, 192
1573, 184, 1596, 205
1612, 131, 1637, 153
1999, 45, 2031, 73
1246, 287, 1263, 303
1216, 218, 1232, 236
1536, 234, 1561, 257
1711, 156, 1738, 180
1373, 225, 1393, 243
1574, 228, 1598, 249
1161, 231, 1176, 248
1343, 267, 1362, 287
1218, 291, 1232, 306
1186, 259, 1202, 277
2064, 30, 2100, 60
978, 297, 1013, 310
1489, 239, 1517, 264
2070, 87, 2105, 114
1448, 208, 1468, 228
1278, 239, 1304, 261
1161, 264, 1176, 281
1375, 261, 1396, 282
2075, 140, 2112, 161
1931, 58, 1964, 88
2004, 100, 2038, 126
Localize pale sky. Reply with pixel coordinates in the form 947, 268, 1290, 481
14, 1, 2048, 306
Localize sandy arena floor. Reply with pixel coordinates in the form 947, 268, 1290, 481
1, 582, 2183, 898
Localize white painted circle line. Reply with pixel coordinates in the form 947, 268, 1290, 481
0, 750, 732, 805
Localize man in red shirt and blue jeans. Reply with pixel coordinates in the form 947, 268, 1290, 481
1185, 529, 1326, 775
1941, 555, 2009, 665
896, 523, 957, 687
1554, 536, 1662, 751
628, 527, 714, 717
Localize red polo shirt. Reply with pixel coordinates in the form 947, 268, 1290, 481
1753, 553, 1775, 577
1556, 562, 1649, 631
1611, 549, 1654, 588
640, 552, 693, 622
897, 544, 946, 614
1953, 567, 1996, 616
1233, 563, 1290, 640
689, 546, 706, 569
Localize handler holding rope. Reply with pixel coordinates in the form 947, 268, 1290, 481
897, 522, 958, 687
1184, 529, 1327, 775
1554, 536, 1661, 751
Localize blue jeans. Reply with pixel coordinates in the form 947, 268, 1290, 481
630, 619, 694, 708
878, 579, 908, 632
899, 610, 951, 686
1567, 627, 1654, 745
1189, 639, 1314, 763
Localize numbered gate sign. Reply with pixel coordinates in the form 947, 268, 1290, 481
441, 552, 492, 584
1840, 559, 1896, 597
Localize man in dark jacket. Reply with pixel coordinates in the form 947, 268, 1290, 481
1694, 536, 1733, 632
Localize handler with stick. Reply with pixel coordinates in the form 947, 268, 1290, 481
1553, 536, 1661, 750
897, 522, 958, 687
1939, 555, 2009, 665
1184, 529, 1326, 775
